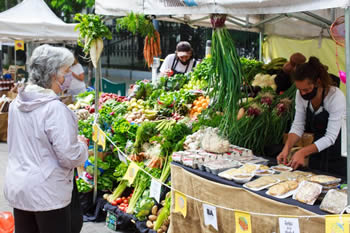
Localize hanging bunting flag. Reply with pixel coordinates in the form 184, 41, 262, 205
174, 191, 187, 218
325, 215, 350, 233
15, 40, 24, 51
122, 162, 140, 185
203, 203, 218, 231
150, 178, 162, 203
279, 217, 300, 233
92, 124, 99, 142
98, 129, 106, 150
118, 151, 128, 164
235, 211, 252, 233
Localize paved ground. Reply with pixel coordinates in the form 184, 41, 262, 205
0, 142, 128, 233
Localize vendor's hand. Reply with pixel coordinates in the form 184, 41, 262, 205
78, 135, 89, 146
164, 69, 174, 77
288, 151, 306, 170
276, 150, 289, 165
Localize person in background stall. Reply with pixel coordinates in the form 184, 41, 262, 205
67, 53, 86, 99
4, 44, 88, 233
160, 41, 197, 77
277, 56, 346, 176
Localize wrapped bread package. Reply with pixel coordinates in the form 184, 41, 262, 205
320, 189, 347, 214
309, 175, 341, 185
244, 176, 279, 190
267, 180, 299, 197
293, 181, 322, 205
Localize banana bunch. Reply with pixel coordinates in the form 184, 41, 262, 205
144, 109, 158, 120
156, 119, 176, 132
262, 57, 287, 71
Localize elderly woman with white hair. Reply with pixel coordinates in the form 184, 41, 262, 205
4, 44, 88, 233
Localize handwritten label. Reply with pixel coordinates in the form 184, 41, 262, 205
203, 203, 218, 231
279, 218, 300, 233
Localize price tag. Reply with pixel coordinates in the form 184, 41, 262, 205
279, 218, 300, 233
118, 151, 128, 164
122, 162, 140, 185
325, 215, 350, 233
150, 178, 162, 203
203, 203, 218, 231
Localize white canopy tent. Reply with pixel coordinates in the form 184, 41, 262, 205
0, 0, 78, 43
95, 0, 350, 204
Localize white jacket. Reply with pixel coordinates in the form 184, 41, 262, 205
4, 84, 88, 211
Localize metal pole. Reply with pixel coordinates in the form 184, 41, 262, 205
93, 59, 101, 204
14, 46, 16, 81
345, 7, 350, 205
259, 31, 263, 62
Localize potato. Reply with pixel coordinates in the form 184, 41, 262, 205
152, 205, 158, 215
163, 219, 170, 226
146, 220, 153, 229
103, 194, 109, 200
148, 215, 157, 221
157, 229, 164, 233
161, 200, 166, 206
161, 225, 168, 231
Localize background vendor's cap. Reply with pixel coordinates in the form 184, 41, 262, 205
176, 41, 192, 55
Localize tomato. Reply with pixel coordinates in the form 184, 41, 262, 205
123, 199, 128, 204
122, 197, 126, 201
119, 207, 125, 212
111, 200, 118, 206
116, 198, 122, 204
127, 196, 131, 201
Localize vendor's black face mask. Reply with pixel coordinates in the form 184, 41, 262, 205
301, 86, 318, 100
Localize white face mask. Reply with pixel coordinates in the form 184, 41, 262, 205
56, 66, 71, 92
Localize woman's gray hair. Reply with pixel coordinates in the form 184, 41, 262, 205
29, 44, 74, 88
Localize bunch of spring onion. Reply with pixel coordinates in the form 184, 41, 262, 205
209, 14, 248, 141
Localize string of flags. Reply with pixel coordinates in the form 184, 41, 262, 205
92, 121, 350, 233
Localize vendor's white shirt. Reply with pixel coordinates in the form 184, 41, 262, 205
4, 84, 88, 211
289, 86, 345, 152
160, 54, 196, 74
69, 63, 85, 90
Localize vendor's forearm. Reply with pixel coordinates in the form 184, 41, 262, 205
283, 133, 301, 152
298, 144, 318, 158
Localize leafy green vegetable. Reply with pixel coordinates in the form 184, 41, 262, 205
116, 12, 156, 38
134, 196, 155, 221
74, 14, 112, 54
134, 122, 159, 153
76, 178, 93, 193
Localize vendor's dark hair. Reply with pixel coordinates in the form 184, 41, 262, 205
293, 56, 331, 88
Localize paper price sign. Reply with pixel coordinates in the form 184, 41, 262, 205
203, 203, 218, 231
326, 215, 350, 233
150, 178, 162, 203
279, 218, 300, 233
235, 211, 252, 233
122, 162, 140, 185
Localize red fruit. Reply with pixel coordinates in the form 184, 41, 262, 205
89, 107, 95, 114
116, 198, 122, 204
85, 106, 90, 110
122, 197, 126, 201
111, 200, 118, 206
123, 199, 128, 204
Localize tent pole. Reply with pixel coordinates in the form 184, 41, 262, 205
14, 46, 16, 82
345, 7, 350, 205
259, 31, 263, 62
93, 59, 101, 204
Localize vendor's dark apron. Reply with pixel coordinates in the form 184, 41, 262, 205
305, 89, 346, 176
170, 57, 194, 76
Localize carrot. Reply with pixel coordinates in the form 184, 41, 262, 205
152, 37, 158, 58
149, 36, 154, 67
144, 36, 149, 67
155, 31, 161, 56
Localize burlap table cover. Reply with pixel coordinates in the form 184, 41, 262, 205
169, 164, 325, 233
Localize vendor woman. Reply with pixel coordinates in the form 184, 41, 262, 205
277, 56, 346, 176
160, 41, 197, 77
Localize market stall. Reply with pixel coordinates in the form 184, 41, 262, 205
69, 1, 350, 232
